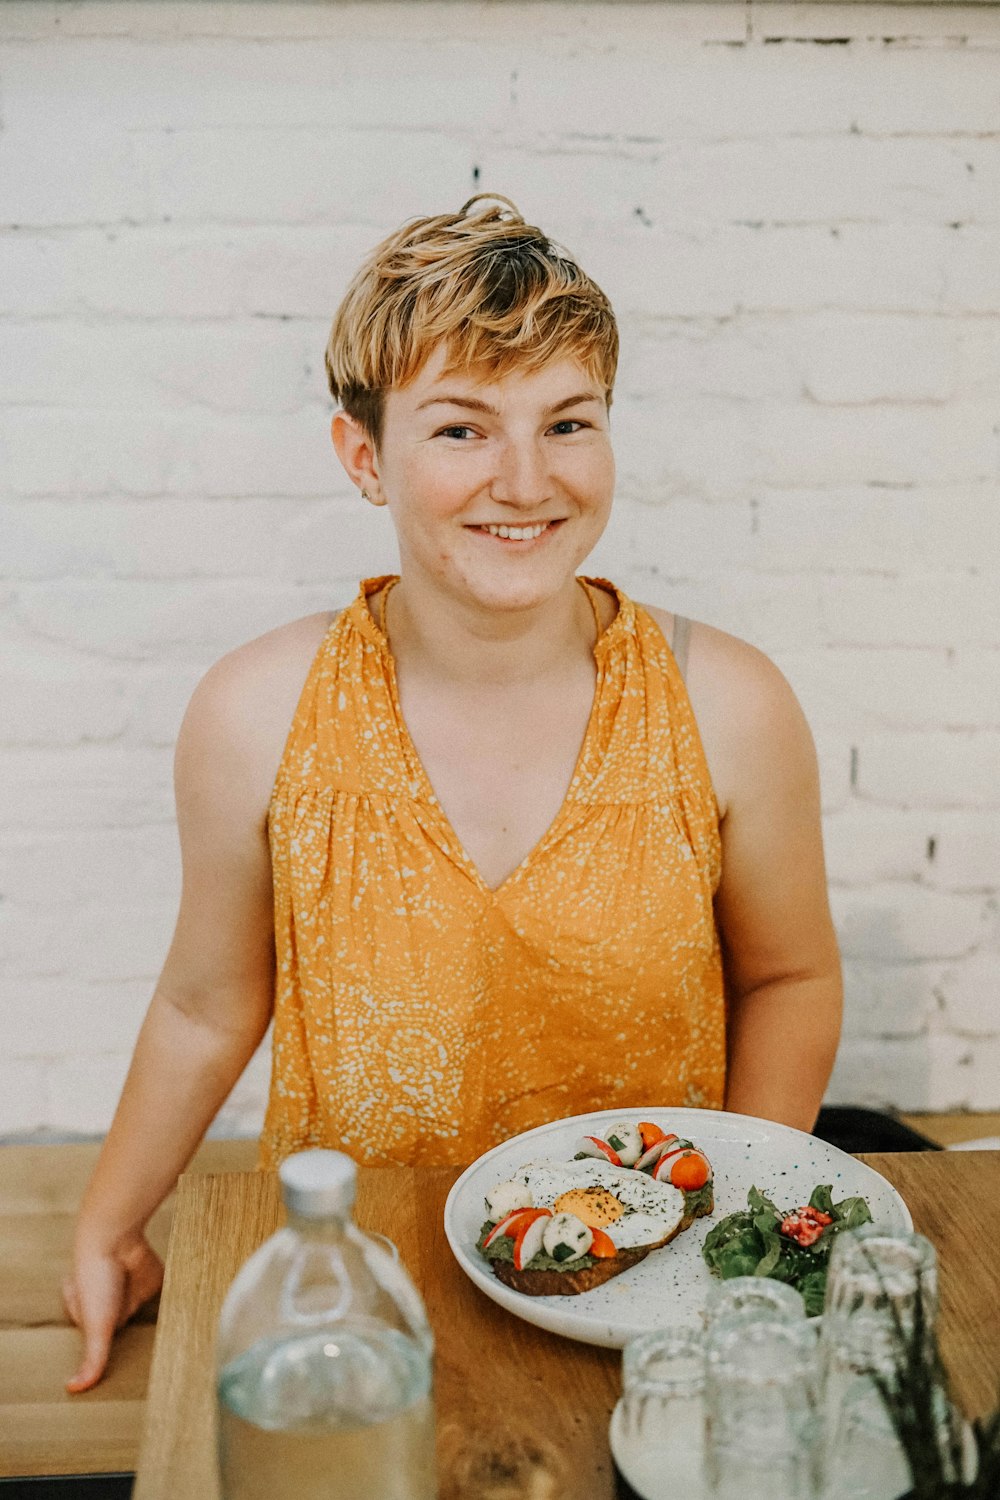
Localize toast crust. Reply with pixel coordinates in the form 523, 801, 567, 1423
488, 1190, 714, 1296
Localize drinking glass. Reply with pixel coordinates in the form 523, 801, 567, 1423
705, 1316, 820, 1500
610, 1324, 707, 1500
704, 1274, 806, 1336
817, 1225, 938, 1500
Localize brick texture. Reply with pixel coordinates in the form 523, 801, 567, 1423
1, 0, 998, 1135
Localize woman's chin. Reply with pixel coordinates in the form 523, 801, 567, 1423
457, 531, 598, 609
455, 564, 584, 616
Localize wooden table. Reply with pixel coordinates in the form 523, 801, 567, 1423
131, 1151, 1000, 1500
0, 1137, 259, 1481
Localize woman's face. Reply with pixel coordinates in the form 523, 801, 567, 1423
368, 344, 616, 615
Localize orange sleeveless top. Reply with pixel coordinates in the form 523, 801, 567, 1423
260, 576, 725, 1169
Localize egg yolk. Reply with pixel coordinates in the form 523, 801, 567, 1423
553, 1186, 625, 1228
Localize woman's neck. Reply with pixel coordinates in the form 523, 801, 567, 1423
377, 575, 604, 690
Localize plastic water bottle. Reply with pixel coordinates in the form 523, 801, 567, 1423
216, 1149, 437, 1500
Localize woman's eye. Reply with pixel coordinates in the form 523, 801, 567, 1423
550, 420, 586, 435
437, 425, 477, 440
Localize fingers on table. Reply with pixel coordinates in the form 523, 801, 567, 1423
64, 1255, 127, 1393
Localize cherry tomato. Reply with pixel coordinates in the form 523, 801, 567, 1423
669, 1150, 711, 1192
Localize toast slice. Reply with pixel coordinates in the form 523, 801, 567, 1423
481, 1185, 714, 1297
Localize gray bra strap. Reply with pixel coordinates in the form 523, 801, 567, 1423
671, 613, 692, 683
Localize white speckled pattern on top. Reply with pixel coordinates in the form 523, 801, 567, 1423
443, 1106, 913, 1349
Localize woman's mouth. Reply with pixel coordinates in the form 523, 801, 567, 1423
468, 520, 562, 543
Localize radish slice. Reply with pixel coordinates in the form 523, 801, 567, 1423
575, 1135, 623, 1167
635, 1139, 676, 1172
483, 1207, 536, 1249
514, 1212, 551, 1270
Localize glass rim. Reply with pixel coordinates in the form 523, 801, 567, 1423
705, 1314, 819, 1381
826, 1225, 938, 1291
622, 1323, 705, 1394
705, 1275, 807, 1325
830, 1223, 936, 1257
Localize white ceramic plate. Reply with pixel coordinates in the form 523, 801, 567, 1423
443, 1107, 913, 1349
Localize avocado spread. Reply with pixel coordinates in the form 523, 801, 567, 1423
683, 1180, 715, 1217
477, 1221, 599, 1273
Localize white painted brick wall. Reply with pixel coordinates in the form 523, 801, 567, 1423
1, 1, 998, 1139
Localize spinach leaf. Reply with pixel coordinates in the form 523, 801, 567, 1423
748, 1185, 783, 1220
809, 1184, 835, 1215
754, 1227, 784, 1279
798, 1270, 828, 1317
702, 1215, 764, 1280
834, 1195, 874, 1232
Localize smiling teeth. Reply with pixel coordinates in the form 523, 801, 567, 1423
482, 523, 549, 540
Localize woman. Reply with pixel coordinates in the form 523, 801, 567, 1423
64, 196, 842, 1390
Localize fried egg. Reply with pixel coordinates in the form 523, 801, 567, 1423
509, 1158, 686, 1252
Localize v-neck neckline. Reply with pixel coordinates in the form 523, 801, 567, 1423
350, 575, 629, 898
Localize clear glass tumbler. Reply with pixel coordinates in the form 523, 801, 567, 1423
704, 1274, 806, 1334
817, 1225, 938, 1500
705, 1316, 820, 1500
609, 1324, 707, 1500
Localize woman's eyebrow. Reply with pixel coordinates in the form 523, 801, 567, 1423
416, 392, 603, 415
547, 393, 605, 414
416, 395, 499, 414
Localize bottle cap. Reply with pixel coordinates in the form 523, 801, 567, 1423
278, 1149, 357, 1219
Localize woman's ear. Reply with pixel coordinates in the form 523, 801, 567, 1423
330, 411, 386, 505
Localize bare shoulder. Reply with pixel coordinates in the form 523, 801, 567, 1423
641, 601, 789, 706
641, 604, 815, 817
176, 611, 338, 821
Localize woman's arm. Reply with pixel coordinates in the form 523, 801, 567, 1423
685, 625, 843, 1133
63, 619, 323, 1392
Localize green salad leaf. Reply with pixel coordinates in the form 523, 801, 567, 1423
701, 1183, 873, 1316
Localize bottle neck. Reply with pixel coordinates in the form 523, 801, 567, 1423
285, 1207, 352, 1241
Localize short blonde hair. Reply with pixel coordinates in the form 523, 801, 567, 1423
325, 195, 618, 449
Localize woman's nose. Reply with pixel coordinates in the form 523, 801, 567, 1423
490, 440, 552, 507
